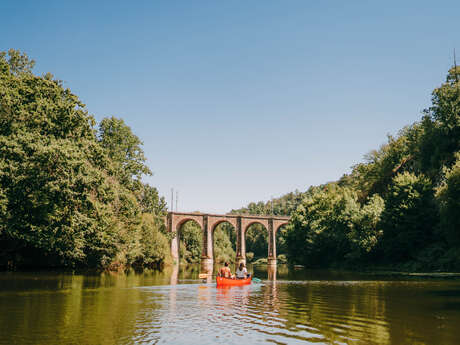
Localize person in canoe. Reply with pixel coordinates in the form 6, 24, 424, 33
236, 262, 250, 279
218, 262, 233, 278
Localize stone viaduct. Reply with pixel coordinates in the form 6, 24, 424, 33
167, 212, 290, 266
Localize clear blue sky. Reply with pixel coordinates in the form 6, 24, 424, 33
1, 1, 459, 213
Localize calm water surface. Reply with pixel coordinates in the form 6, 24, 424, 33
1, 265, 460, 345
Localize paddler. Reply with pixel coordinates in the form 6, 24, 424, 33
236, 262, 249, 279
218, 262, 233, 278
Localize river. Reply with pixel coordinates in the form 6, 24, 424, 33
1, 265, 460, 345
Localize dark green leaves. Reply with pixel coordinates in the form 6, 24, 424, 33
0, 50, 169, 270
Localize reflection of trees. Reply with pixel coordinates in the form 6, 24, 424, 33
381, 282, 460, 345
170, 264, 179, 285
277, 281, 460, 345
0, 272, 169, 345
278, 282, 389, 344
249, 274, 460, 345
200, 260, 213, 284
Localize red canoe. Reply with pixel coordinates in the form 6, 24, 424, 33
216, 276, 252, 286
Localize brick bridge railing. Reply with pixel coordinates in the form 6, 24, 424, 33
166, 212, 290, 266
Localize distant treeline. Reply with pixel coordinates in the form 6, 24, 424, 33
235, 66, 460, 271
0, 50, 171, 270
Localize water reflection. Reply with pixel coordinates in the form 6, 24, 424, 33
267, 263, 277, 281
200, 259, 213, 284
170, 263, 179, 285
1, 267, 460, 345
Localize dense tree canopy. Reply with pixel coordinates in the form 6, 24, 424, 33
0, 49, 169, 270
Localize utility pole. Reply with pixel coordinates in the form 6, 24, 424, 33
176, 190, 179, 212
171, 188, 174, 212
454, 49, 459, 91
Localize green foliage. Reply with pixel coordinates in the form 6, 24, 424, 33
347, 194, 385, 260
379, 172, 437, 262
418, 66, 460, 177
277, 254, 287, 264
286, 185, 384, 266
246, 224, 268, 259
253, 258, 267, 265
0, 134, 119, 267
232, 190, 305, 217
98, 117, 151, 189
0, 49, 35, 75
341, 125, 418, 201
0, 49, 169, 270
436, 153, 460, 246
213, 224, 235, 264
139, 184, 167, 215
276, 225, 289, 254
179, 221, 202, 263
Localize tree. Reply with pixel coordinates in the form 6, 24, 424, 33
285, 185, 384, 267
0, 50, 118, 267
419, 66, 460, 177
98, 117, 151, 189
436, 153, 460, 246
0, 50, 169, 270
245, 224, 268, 259
379, 172, 437, 262
139, 183, 167, 215
346, 194, 385, 260
179, 221, 202, 263
0, 49, 35, 75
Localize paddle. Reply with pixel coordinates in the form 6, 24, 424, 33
198, 273, 262, 283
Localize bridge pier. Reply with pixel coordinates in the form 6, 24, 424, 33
201, 215, 214, 267
168, 214, 180, 264
267, 218, 277, 266
235, 217, 246, 266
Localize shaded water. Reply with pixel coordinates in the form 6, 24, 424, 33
1, 265, 460, 345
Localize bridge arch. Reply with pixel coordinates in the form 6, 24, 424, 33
178, 219, 204, 264
169, 213, 204, 264
167, 212, 290, 266
243, 220, 268, 233
275, 221, 289, 233
244, 221, 269, 264
174, 216, 203, 232
209, 217, 237, 233
176, 218, 202, 232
